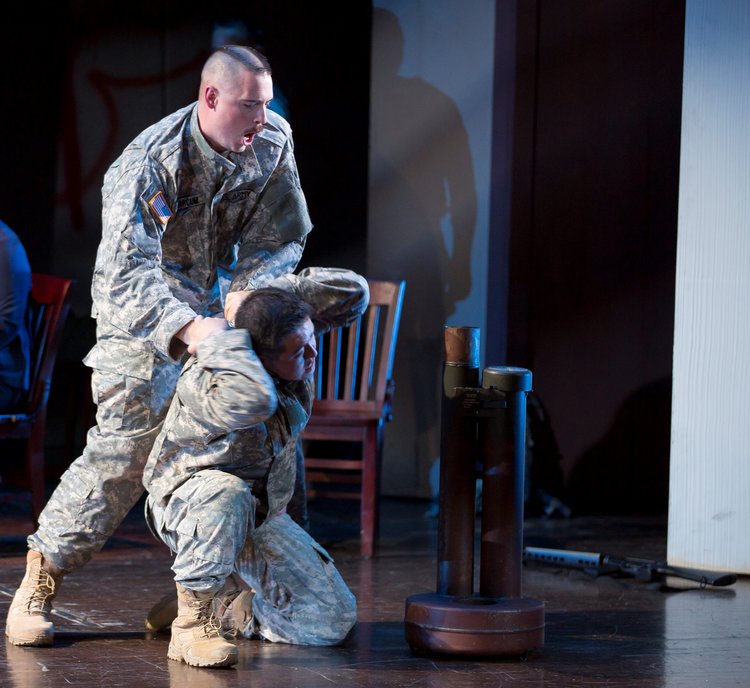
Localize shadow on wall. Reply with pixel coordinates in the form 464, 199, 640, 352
369, 8, 477, 494
567, 376, 672, 515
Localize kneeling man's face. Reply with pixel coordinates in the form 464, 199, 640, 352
261, 317, 317, 381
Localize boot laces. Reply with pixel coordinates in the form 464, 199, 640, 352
198, 612, 223, 639
24, 568, 56, 612
193, 597, 223, 639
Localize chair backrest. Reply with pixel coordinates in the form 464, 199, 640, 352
24, 273, 73, 416
312, 279, 405, 416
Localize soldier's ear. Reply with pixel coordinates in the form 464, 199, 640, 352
203, 85, 219, 110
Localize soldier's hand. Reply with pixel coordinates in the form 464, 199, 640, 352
177, 316, 228, 355
225, 290, 252, 324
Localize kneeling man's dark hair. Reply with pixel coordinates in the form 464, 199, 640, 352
234, 288, 313, 357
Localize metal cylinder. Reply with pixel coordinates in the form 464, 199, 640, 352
478, 366, 532, 598
405, 340, 544, 657
437, 326, 480, 596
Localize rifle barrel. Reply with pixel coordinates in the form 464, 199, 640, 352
523, 547, 602, 568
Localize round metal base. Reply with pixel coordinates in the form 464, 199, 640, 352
404, 593, 545, 657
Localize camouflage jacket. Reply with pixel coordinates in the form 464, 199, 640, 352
142, 268, 369, 516
85, 103, 312, 379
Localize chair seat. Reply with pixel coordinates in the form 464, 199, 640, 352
307, 408, 387, 426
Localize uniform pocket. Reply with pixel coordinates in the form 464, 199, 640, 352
91, 370, 153, 434
270, 187, 313, 243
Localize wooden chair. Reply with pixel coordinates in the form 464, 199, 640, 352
0, 273, 73, 526
302, 279, 405, 558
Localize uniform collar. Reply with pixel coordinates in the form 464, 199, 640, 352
189, 104, 236, 172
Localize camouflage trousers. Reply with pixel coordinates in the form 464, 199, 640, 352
28, 362, 182, 571
27, 362, 309, 573
147, 470, 356, 646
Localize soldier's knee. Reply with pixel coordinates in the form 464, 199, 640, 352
195, 471, 253, 510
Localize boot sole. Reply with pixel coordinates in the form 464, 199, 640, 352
168, 642, 238, 668
5, 628, 54, 647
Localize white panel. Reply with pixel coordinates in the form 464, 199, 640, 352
668, 0, 750, 572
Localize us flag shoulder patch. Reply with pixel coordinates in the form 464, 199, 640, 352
148, 191, 173, 225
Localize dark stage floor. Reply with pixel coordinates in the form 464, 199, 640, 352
1, 495, 748, 687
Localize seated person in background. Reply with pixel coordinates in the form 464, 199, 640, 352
142, 267, 368, 668
0, 220, 32, 413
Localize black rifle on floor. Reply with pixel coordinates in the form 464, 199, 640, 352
523, 546, 738, 588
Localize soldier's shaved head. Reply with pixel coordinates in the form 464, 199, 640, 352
201, 45, 271, 94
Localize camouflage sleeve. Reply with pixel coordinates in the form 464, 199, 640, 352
98, 162, 196, 360
268, 268, 370, 334
230, 139, 313, 292
172, 329, 278, 439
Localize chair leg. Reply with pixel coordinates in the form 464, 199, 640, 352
27, 412, 47, 529
360, 427, 380, 558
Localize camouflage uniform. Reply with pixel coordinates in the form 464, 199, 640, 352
28, 103, 312, 571
144, 268, 368, 646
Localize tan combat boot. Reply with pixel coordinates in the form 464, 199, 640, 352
214, 576, 255, 639
147, 574, 254, 638
168, 583, 238, 668
5, 550, 64, 646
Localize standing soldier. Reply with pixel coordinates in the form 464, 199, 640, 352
6, 45, 313, 647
